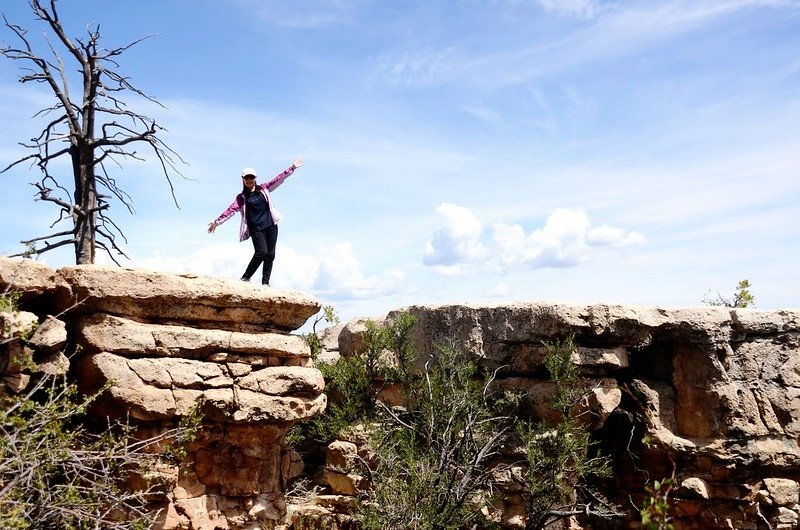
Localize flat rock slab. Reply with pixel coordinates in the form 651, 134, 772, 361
57, 265, 321, 332
77, 313, 311, 360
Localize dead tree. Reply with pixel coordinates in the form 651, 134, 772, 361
1, 0, 183, 264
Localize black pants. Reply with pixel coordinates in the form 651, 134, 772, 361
242, 224, 278, 285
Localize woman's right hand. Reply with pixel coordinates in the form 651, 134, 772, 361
207, 222, 217, 234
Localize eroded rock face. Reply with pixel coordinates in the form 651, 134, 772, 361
0, 259, 326, 530
5, 257, 800, 529
321, 303, 800, 529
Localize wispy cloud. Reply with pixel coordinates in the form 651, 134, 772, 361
310, 242, 406, 300
367, 0, 787, 91
535, 0, 606, 19
372, 46, 467, 88
487, 282, 510, 297
239, 0, 358, 28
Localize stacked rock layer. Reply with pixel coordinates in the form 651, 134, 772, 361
0, 257, 324, 530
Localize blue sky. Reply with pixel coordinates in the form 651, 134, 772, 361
1, 0, 798, 326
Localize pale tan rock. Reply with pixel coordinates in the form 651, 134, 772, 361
247, 493, 283, 521
227, 362, 253, 378
57, 265, 320, 331
1, 373, 30, 393
237, 366, 325, 397
153, 500, 188, 530
313, 494, 357, 511
324, 469, 364, 496
78, 351, 177, 421
338, 315, 386, 357
173, 470, 207, 500
326, 441, 358, 471
35, 350, 69, 375
319, 322, 345, 352
26, 315, 67, 353
382, 303, 738, 369
315, 349, 340, 366
574, 346, 629, 369
680, 477, 711, 499
232, 389, 327, 423
173, 495, 228, 530
285, 504, 337, 529
77, 313, 311, 359
0, 310, 38, 342
584, 378, 622, 429
0, 340, 29, 373
200, 388, 236, 420
128, 357, 231, 389
0, 257, 70, 306
172, 388, 205, 416
775, 506, 798, 527
764, 478, 800, 506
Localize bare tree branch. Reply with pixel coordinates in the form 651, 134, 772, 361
1, 0, 187, 263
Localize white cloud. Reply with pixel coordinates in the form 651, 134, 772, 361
128, 240, 405, 302
423, 202, 487, 267
487, 282, 510, 297
462, 103, 503, 123
587, 224, 648, 247
310, 242, 406, 300
493, 208, 647, 269
424, 205, 647, 274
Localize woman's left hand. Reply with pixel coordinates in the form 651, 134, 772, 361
292, 157, 304, 169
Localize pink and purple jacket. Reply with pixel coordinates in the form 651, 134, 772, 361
213, 165, 295, 242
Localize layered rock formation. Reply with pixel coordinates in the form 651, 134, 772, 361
0, 257, 324, 529
4, 256, 800, 529
313, 303, 800, 530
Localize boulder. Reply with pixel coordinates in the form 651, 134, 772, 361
26, 315, 67, 353
0, 257, 70, 308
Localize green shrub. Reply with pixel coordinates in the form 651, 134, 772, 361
516, 335, 615, 529
640, 477, 675, 529
293, 315, 616, 530
356, 342, 505, 530
702, 278, 755, 308
291, 313, 417, 449
0, 373, 196, 529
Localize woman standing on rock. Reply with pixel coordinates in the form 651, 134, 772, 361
207, 158, 304, 286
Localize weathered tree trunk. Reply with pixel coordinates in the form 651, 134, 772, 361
73, 144, 97, 265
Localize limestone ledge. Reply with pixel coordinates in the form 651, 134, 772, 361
0, 257, 322, 332
77, 313, 311, 361
57, 265, 321, 332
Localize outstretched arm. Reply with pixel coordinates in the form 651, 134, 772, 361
265, 156, 304, 191
208, 196, 241, 234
